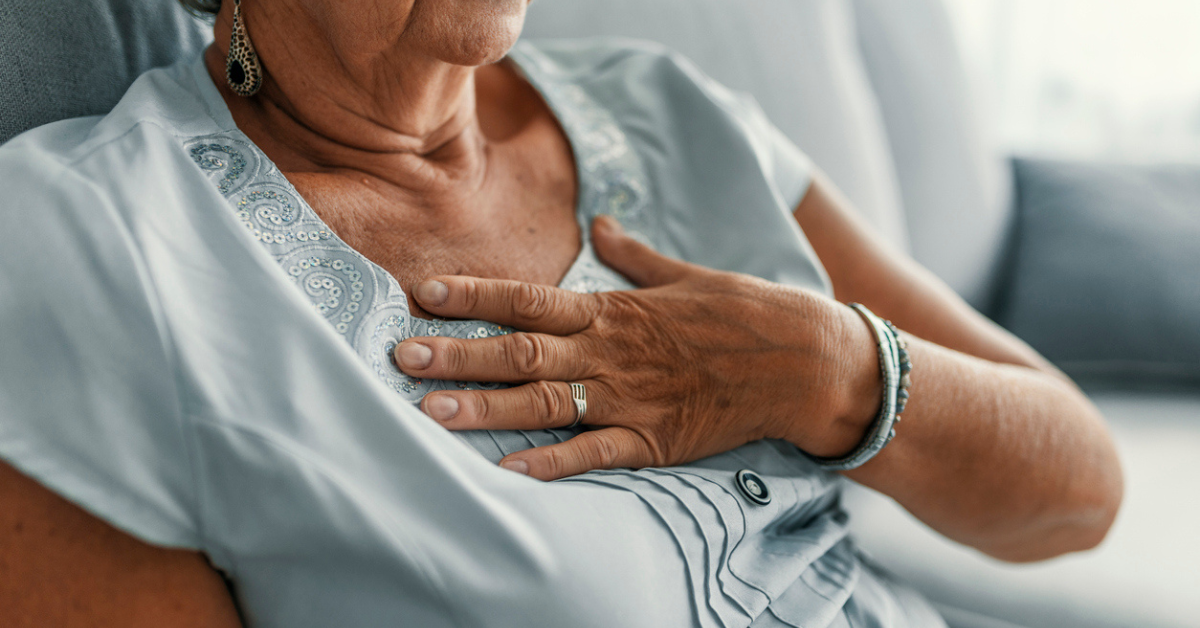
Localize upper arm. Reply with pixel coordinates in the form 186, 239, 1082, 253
0, 150, 240, 623
0, 461, 243, 628
793, 169, 1061, 375
0, 150, 202, 545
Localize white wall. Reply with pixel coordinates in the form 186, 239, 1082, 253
943, 0, 1200, 163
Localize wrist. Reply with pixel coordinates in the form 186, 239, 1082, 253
839, 303, 887, 432
790, 302, 884, 458
808, 303, 912, 470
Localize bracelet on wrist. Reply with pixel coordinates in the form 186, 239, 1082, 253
806, 303, 912, 471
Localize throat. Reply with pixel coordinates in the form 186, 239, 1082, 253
205, 45, 488, 182
207, 42, 584, 317
289, 168, 582, 319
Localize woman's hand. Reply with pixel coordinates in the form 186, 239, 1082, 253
394, 216, 882, 480
395, 176, 1122, 562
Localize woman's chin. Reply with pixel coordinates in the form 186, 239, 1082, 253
416, 2, 528, 66
441, 22, 526, 67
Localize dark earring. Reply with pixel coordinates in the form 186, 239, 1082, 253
226, 0, 263, 97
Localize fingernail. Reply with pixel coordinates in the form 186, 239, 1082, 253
395, 342, 433, 370
500, 459, 530, 475
424, 395, 459, 421
414, 280, 448, 306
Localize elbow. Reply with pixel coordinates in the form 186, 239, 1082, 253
980, 516, 1117, 564
984, 461, 1125, 564
986, 516, 1117, 564
1058, 415, 1127, 557
1074, 466, 1125, 553
1078, 474, 1125, 552
998, 390, 1127, 563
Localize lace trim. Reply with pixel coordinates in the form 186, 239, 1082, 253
185, 47, 651, 405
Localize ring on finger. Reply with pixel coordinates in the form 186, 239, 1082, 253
568, 382, 587, 429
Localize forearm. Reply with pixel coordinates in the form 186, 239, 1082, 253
405, 201, 1125, 562
837, 336, 1123, 561
794, 172, 1123, 561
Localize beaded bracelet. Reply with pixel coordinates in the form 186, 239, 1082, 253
807, 303, 913, 471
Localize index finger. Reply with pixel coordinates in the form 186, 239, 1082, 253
499, 427, 656, 481
412, 277, 600, 335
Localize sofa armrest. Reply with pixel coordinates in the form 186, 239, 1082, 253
993, 158, 1200, 391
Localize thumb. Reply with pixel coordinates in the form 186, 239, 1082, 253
591, 215, 697, 288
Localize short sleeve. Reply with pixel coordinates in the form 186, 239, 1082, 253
675, 51, 816, 211
729, 91, 815, 211
0, 146, 199, 548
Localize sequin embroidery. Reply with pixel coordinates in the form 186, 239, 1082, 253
184, 46, 651, 407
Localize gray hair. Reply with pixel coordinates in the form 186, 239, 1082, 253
178, 0, 222, 16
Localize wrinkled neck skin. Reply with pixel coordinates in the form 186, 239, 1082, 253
203, 0, 528, 197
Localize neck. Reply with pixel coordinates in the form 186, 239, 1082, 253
204, 2, 490, 192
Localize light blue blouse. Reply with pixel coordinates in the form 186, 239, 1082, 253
0, 39, 942, 628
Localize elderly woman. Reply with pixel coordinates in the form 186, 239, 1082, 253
0, 0, 1122, 626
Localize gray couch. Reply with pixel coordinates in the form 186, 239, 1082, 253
2, 1, 1196, 627
519, 2, 1200, 628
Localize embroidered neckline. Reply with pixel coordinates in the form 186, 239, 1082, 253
184, 44, 653, 404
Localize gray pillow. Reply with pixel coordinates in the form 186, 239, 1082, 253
999, 159, 1200, 389
0, 0, 210, 144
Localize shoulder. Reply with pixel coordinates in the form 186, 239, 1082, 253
0, 55, 224, 289
513, 39, 824, 290
0, 72, 192, 405
513, 37, 747, 117
0, 57, 220, 412
514, 38, 811, 195
515, 38, 793, 164
0, 55, 222, 206
0, 54, 226, 311
0, 95, 184, 319
514, 37, 694, 78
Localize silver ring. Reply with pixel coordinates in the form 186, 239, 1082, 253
569, 383, 587, 429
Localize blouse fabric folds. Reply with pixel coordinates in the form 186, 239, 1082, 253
0, 39, 942, 628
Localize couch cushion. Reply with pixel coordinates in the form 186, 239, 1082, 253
851, 0, 1014, 309
843, 391, 1200, 628
522, 0, 910, 251
999, 159, 1200, 389
0, 0, 210, 144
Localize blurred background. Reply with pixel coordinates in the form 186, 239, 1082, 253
945, 0, 1200, 164
0, 1, 1195, 627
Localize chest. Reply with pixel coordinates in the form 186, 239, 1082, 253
290, 149, 580, 317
